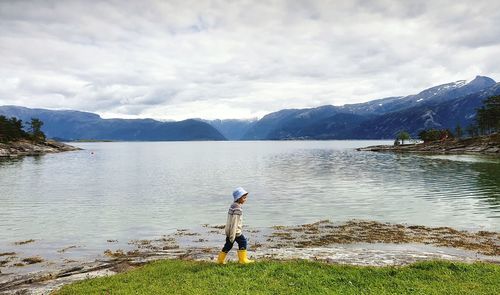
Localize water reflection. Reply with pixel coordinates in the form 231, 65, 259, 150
0, 141, 499, 254
473, 162, 500, 212
260, 148, 500, 229
0, 157, 24, 167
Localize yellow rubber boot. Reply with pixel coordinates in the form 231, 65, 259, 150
237, 250, 254, 264
217, 251, 227, 264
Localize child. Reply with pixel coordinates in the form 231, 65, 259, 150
217, 187, 254, 264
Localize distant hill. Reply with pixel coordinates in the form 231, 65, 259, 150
241, 76, 498, 140
242, 108, 309, 140
242, 105, 372, 140
0, 106, 226, 141
198, 119, 256, 140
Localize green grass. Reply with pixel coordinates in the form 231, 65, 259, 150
54, 260, 500, 295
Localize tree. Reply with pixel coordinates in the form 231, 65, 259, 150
9, 117, 25, 139
476, 95, 500, 135
0, 116, 47, 143
442, 129, 454, 140
28, 118, 46, 142
419, 129, 435, 143
455, 124, 462, 139
0, 116, 27, 142
0, 115, 7, 142
466, 124, 479, 138
418, 128, 453, 143
396, 131, 411, 145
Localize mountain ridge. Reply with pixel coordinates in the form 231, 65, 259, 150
1, 75, 497, 141
240, 76, 498, 140
0, 106, 227, 141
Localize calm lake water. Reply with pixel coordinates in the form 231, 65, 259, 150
1, 141, 499, 254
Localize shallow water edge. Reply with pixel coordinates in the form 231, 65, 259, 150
0, 219, 498, 294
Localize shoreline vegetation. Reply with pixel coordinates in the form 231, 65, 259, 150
1, 220, 498, 294
1, 115, 81, 157
357, 133, 500, 154
358, 95, 499, 155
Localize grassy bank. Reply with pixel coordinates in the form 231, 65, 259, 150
54, 259, 499, 294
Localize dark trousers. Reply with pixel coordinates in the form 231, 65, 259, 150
222, 234, 247, 253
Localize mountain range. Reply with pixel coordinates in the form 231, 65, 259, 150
0, 106, 225, 141
0, 75, 498, 141
239, 75, 499, 140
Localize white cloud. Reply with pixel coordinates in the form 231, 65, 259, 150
0, 0, 499, 120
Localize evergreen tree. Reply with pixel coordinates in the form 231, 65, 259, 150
476, 96, 500, 134
455, 124, 462, 139
0, 116, 44, 142
28, 118, 46, 142
5, 117, 26, 141
418, 129, 453, 142
0, 115, 8, 142
396, 131, 411, 145
466, 124, 479, 138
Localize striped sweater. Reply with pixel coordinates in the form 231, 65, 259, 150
225, 202, 243, 242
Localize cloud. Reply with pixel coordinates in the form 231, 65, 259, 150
0, 0, 499, 120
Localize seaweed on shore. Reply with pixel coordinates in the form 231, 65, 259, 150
268, 220, 499, 256
0, 252, 16, 257
14, 239, 35, 245
22, 257, 44, 265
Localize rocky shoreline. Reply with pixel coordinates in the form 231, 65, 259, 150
0, 220, 498, 294
0, 140, 81, 158
357, 133, 500, 154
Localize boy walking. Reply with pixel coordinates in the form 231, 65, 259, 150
217, 187, 254, 264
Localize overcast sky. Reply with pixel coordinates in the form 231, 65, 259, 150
1, 0, 499, 120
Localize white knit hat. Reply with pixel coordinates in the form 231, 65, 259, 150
233, 187, 248, 202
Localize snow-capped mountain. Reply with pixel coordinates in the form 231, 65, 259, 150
242, 76, 498, 140
339, 76, 495, 116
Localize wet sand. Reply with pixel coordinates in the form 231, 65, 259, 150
0, 220, 498, 294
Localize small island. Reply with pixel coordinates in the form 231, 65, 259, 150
0, 115, 80, 157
